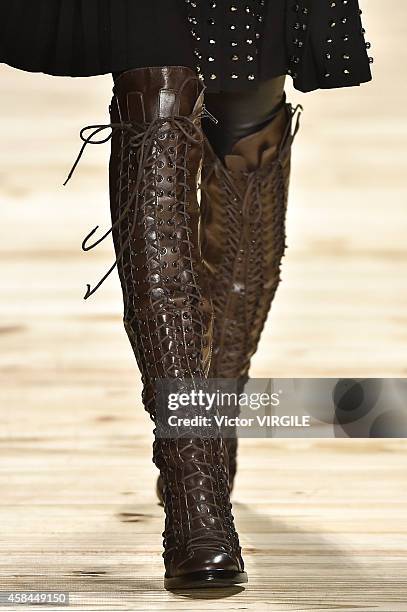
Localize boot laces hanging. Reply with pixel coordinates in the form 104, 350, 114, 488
64, 107, 216, 300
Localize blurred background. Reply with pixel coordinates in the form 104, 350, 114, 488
1, 1, 407, 610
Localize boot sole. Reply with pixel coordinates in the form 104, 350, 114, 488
164, 570, 248, 590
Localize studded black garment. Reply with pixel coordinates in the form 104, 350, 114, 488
185, 0, 279, 88
186, 0, 373, 92
0, 0, 372, 93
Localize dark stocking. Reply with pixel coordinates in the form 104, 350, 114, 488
203, 76, 286, 160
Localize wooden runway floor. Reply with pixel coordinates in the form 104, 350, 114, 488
1, 1, 407, 610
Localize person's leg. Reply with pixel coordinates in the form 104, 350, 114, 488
108, 66, 246, 589
203, 76, 286, 161
200, 77, 301, 488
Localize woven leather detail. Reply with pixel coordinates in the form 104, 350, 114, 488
109, 67, 244, 578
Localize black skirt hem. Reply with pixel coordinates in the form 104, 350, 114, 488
0, 56, 372, 96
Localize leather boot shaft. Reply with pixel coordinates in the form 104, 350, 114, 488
202, 103, 300, 382
109, 67, 213, 404
201, 103, 301, 490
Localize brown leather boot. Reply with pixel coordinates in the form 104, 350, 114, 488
108, 66, 246, 589
201, 102, 302, 490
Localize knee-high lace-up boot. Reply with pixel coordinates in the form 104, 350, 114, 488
107, 67, 246, 590
201, 102, 302, 491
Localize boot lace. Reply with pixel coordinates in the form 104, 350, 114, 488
64, 108, 213, 299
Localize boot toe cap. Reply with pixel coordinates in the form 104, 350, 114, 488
173, 550, 243, 576
165, 551, 247, 589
